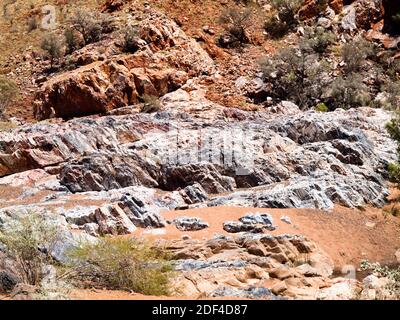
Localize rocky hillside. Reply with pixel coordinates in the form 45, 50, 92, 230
0, 0, 399, 300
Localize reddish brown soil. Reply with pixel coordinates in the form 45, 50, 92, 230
132, 205, 400, 269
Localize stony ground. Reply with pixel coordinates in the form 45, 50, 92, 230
0, 0, 400, 300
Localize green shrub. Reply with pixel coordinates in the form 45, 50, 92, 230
315, 103, 328, 112
69, 9, 112, 46
0, 76, 19, 118
27, 16, 39, 32
329, 74, 371, 109
64, 28, 81, 54
360, 260, 400, 298
264, 16, 291, 39
123, 26, 140, 53
383, 81, 400, 110
41, 33, 64, 68
259, 45, 330, 108
0, 212, 58, 285
341, 38, 375, 74
300, 26, 336, 55
68, 237, 173, 295
264, 0, 302, 39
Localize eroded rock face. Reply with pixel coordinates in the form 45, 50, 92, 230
34, 60, 187, 120
0, 99, 395, 211
33, 12, 214, 120
169, 234, 339, 299
299, 0, 394, 33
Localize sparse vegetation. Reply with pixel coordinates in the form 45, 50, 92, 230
0, 212, 58, 286
0, 76, 19, 119
123, 26, 140, 53
218, 7, 253, 47
259, 30, 393, 111
341, 38, 375, 75
264, 0, 303, 39
259, 34, 331, 109
64, 28, 81, 55
360, 260, 400, 298
300, 26, 336, 55
383, 205, 400, 218
67, 237, 173, 296
69, 9, 113, 46
328, 74, 371, 110
386, 115, 400, 184
41, 33, 64, 68
315, 102, 328, 112
27, 16, 39, 32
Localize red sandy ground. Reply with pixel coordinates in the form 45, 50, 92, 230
70, 204, 400, 300
139, 205, 400, 268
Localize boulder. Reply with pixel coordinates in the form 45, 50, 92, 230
173, 217, 209, 231
94, 204, 137, 235
223, 221, 265, 234
239, 213, 276, 231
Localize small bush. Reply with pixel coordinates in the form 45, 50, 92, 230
123, 26, 140, 53
383, 81, 400, 110
341, 38, 375, 74
383, 204, 400, 218
329, 74, 371, 109
260, 46, 331, 108
300, 26, 336, 55
41, 33, 64, 68
218, 8, 252, 47
68, 237, 173, 295
64, 28, 81, 55
0, 76, 19, 118
264, 0, 303, 39
0, 212, 58, 285
264, 16, 291, 39
315, 102, 328, 112
360, 260, 400, 298
140, 95, 161, 113
69, 9, 112, 46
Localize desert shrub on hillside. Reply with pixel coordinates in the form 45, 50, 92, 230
64, 28, 81, 55
0, 76, 19, 118
123, 26, 140, 53
328, 74, 371, 109
264, 0, 303, 39
0, 212, 58, 286
360, 260, 400, 298
383, 81, 400, 110
300, 26, 336, 55
69, 9, 113, 46
68, 237, 173, 295
41, 33, 64, 68
258, 31, 392, 111
259, 42, 331, 108
341, 38, 375, 74
315, 102, 328, 112
218, 7, 252, 47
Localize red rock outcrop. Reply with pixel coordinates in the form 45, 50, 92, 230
33, 12, 214, 120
